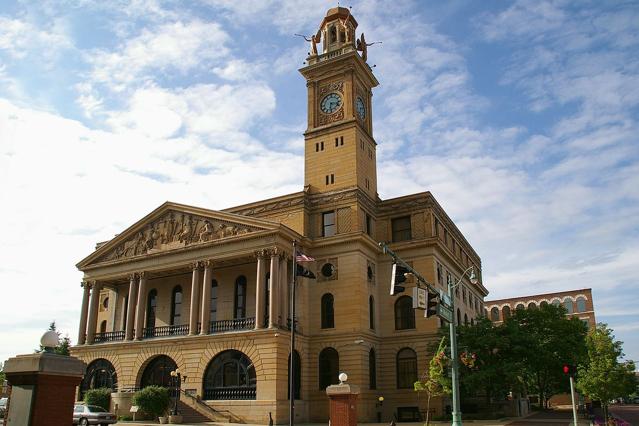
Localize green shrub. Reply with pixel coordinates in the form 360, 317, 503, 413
83, 387, 111, 411
132, 386, 170, 418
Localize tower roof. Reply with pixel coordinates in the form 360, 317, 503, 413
316, 6, 358, 37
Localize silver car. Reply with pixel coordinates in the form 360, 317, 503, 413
72, 404, 117, 426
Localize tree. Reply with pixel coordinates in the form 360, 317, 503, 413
577, 323, 637, 423
504, 304, 588, 407
414, 337, 451, 426
36, 321, 72, 355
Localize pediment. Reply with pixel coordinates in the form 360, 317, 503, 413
78, 202, 279, 268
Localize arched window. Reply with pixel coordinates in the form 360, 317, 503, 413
564, 299, 574, 314
470, 318, 474, 326
170, 286, 182, 325
203, 350, 256, 400
318, 347, 339, 390
321, 293, 335, 329
516, 303, 525, 310
369, 295, 375, 330
576, 297, 586, 312
234, 276, 247, 319
528, 302, 537, 310
210, 280, 218, 322
396, 348, 417, 389
140, 355, 177, 389
540, 301, 548, 308
99, 320, 107, 333
502, 305, 511, 319
490, 307, 499, 321
552, 299, 561, 307
464, 313, 468, 325
146, 289, 157, 330
456, 308, 461, 325
394, 296, 415, 330
79, 358, 117, 399
369, 348, 377, 390
329, 25, 337, 43
288, 350, 301, 400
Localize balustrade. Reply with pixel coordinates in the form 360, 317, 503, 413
203, 386, 256, 400
210, 317, 255, 333
93, 330, 125, 343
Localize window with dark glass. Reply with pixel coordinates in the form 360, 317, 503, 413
170, 285, 182, 325
369, 348, 377, 389
322, 211, 336, 237
122, 295, 128, 330
391, 216, 412, 242
502, 305, 511, 319
146, 289, 157, 329
365, 213, 372, 236
369, 295, 375, 330
396, 348, 417, 389
490, 307, 499, 321
394, 296, 415, 330
79, 358, 118, 399
318, 347, 339, 390
456, 308, 461, 325
576, 297, 586, 312
321, 293, 334, 329
264, 272, 270, 327
203, 350, 256, 400
210, 280, 218, 322
100, 320, 107, 333
564, 299, 574, 314
140, 355, 177, 389
288, 350, 301, 400
234, 276, 247, 319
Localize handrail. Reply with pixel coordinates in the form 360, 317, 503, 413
179, 389, 243, 423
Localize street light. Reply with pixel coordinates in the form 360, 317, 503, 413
448, 266, 477, 426
376, 396, 384, 423
169, 368, 183, 416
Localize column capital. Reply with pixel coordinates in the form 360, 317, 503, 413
128, 273, 137, 281
190, 261, 204, 270
267, 247, 280, 258
138, 271, 147, 279
254, 249, 268, 259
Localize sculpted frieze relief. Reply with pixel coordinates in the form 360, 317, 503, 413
100, 211, 260, 262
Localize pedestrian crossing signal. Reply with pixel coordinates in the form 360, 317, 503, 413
562, 364, 576, 376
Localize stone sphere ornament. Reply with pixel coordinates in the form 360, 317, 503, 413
338, 372, 348, 383
40, 330, 59, 352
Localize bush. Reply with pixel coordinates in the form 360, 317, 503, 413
132, 386, 170, 419
84, 387, 111, 411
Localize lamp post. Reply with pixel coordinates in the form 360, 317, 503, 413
169, 368, 182, 416
448, 266, 478, 426
376, 396, 384, 422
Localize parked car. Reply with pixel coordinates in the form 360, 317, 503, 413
0, 397, 8, 416
72, 404, 116, 426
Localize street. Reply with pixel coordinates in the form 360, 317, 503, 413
610, 404, 639, 425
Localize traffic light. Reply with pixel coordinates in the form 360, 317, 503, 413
426, 290, 439, 318
390, 263, 410, 295
562, 364, 576, 376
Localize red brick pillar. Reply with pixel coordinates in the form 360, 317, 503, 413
326, 381, 360, 426
4, 352, 86, 426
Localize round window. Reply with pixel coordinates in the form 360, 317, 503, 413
321, 263, 335, 278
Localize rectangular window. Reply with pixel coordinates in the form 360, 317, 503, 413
340, 136, 344, 145
335, 137, 339, 147
321, 141, 324, 150
330, 173, 334, 184
315, 143, 319, 152
391, 216, 412, 242
326, 175, 329, 185
437, 263, 443, 285
322, 211, 336, 237
434, 218, 440, 236
366, 213, 372, 236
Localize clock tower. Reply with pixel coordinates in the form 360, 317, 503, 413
299, 7, 379, 197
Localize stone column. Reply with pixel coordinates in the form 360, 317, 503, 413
85, 281, 102, 345
125, 274, 137, 341
77, 282, 90, 345
268, 249, 280, 328
279, 254, 289, 327
189, 262, 202, 335
134, 272, 147, 340
254, 250, 266, 329
200, 260, 213, 335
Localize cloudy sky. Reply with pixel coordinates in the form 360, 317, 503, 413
1, 0, 638, 365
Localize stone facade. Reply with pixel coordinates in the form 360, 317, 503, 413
70, 7, 488, 424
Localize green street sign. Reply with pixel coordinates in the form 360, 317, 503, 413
438, 304, 453, 323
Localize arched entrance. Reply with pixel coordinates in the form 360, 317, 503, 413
140, 355, 177, 390
80, 358, 117, 399
202, 350, 256, 400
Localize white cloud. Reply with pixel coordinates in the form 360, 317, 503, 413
86, 20, 231, 92
0, 16, 72, 60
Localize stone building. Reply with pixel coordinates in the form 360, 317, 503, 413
70, 7, 488, 424
485, 288, 596, 329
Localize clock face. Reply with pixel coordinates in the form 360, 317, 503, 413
320, 93, 343, 114
356, 97, 366, 120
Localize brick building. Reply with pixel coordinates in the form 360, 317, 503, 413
70, 7, 488, 424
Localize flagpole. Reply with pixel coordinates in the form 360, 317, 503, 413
289, 239, 297, 426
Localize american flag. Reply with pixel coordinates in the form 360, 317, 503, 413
296, 251, 315, 262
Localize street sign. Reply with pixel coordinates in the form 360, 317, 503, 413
412, 287, 427, 309
437, 304, 454, 323
441, 292, 452, 308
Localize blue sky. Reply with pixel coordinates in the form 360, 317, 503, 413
1, 0, 638, 365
